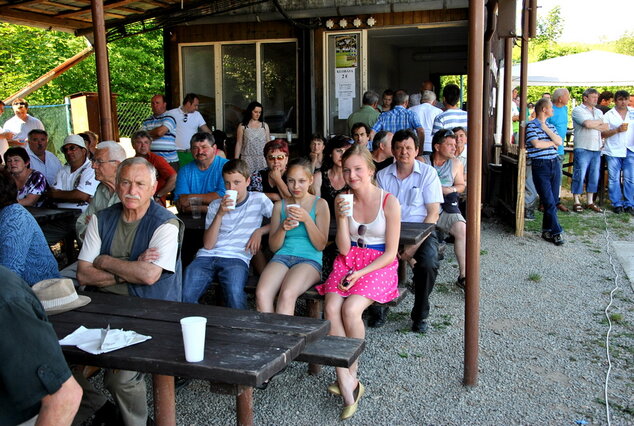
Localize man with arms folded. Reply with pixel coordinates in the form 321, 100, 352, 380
75, 157, 183, 425
140, 94, 178, 170
174, 132, 228, 215
376, 129, 443, 333
183, 159, 273, 308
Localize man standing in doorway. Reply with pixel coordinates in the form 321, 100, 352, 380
432, 84, 468, 135
370, 90, 425, 144
410, 90, 443, 155
571, 88, 609, 213
347, 90, 380, 135
140, 94, 178, 171
168, 93, 212, 162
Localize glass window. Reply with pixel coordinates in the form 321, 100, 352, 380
182, 46, 215, 128
261, 42, 297, 134
222, 44, 256, 136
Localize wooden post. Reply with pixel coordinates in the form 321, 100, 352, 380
90, 0, 114, 141
236, 387, 254, 426
307, 299, 323, 375
152, 375, 176, 426
514, 0, 531, 237
463, 0, 484, 387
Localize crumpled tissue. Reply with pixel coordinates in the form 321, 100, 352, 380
59, 326, 152, 355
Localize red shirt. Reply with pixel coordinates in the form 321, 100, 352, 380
138, 151, 176, 206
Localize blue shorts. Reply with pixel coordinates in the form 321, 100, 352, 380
270, 254, 322, 273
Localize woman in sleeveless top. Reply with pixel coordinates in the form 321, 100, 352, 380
256, 159, 330, 315
316, 144, 401, 420
235, 101, 270, 173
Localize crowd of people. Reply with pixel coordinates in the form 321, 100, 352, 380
1, 81, 632, 424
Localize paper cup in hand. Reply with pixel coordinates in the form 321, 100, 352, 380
286, 203, 300, 228
225, 190, 238, 210
180, 316, 207, 362
338, 194, 353, 216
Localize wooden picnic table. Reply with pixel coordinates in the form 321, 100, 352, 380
26, 206, 81, 224
50, 291, 330, 426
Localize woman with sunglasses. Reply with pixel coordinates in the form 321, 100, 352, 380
247, 139, 291, 202
316, 144, 401, 420
256, 158, 329, 315
235, 101, 270, 173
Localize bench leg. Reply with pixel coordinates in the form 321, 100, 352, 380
398, 259, 407, 286
236, 387, 254, 426
306, 299, 323, 375
152, 374, 175, 426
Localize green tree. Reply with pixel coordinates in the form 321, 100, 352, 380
613, 32, 634, 56
533, 5, 563, 45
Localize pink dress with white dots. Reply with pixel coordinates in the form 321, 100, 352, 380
316, 191, 399, 303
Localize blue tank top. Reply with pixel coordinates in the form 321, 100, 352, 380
276, 197, 323, 266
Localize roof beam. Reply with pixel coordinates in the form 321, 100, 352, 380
55, 0, 142, 19
0, 8, 91, 31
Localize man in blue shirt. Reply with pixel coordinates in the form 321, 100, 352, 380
370, 90, 425, 144
526, 98, 564, 246
546, 88, 571, 212
174, 132, 229, 214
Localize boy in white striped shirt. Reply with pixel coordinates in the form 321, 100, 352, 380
183, 159, 273, 308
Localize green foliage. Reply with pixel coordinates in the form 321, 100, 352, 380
533, 5, 563, 45
0, 23, 164, 104
612, 32, 634, 56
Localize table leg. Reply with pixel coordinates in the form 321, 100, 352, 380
236, 387, 254, 426
152, 374, 175, 426
398, 259, 407, 286
307, 299, 323, 375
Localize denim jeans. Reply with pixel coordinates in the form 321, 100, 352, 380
532, 157, 563, 236
606, 152, 634, 208
182, 256, 250, 309
572, 148, 601, 194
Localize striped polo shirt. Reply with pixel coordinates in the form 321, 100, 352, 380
525, 118, 559, 160
140, 113, 177, 163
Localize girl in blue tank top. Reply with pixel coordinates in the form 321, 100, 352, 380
256, 159, 330, 315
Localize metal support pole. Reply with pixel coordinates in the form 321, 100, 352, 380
515, 0, 530, 236
90, 0, 114, 141
464, 0, 485, 387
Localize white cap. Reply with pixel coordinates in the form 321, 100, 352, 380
63, 134, 86, 149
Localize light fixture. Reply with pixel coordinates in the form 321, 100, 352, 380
325, 19, 334, 29
353, 18, 362, 28
367, 16, 376, 27
339, 18, 348, 28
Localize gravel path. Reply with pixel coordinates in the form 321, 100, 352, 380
92, 215, 634, 425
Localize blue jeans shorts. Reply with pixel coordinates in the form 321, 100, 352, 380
270, 254, 321, 273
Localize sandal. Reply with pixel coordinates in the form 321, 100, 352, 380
572, 203, 583, 213
587, 203, 603, 213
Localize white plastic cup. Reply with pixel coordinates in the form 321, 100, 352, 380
338, 194, 354, 217
225, 190, 238, 210
286, 203, 300, 228
180, 316, 207, 362
189, 197, 202, 219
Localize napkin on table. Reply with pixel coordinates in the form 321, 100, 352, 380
59, 326, 152, 355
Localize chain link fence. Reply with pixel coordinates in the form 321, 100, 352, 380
117, 101, 151, 138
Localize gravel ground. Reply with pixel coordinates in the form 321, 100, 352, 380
89, 215, 634, 425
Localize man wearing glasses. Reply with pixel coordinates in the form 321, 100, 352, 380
174, 132, 228, 215
168, 93, 212, 163
3, 98, 45, 147
140, 94, 178, 171
48, 134, 97, 212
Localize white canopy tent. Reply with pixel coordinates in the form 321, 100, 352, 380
510, 50, 634, 87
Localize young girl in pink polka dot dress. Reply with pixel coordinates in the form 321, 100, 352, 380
316, 144, 401, 420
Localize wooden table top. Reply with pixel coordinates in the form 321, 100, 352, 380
50, 292, 330, 388
26, 206, 81, 224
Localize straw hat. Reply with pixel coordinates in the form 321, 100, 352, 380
32, 278, 91, 316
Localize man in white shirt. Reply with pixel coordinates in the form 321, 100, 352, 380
49, 134, 97, 211
26, 129, 62, 186
3, 98, 44, 147
167, 93, 212, 154
409, 90, 443, 154
601, 90, 634, 214
376, 129, 443, 334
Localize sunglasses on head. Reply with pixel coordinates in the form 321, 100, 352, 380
183, 113, 188, 123
357, 224, 367, 249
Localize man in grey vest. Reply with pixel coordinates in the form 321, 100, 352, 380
75, 157, 183, 426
